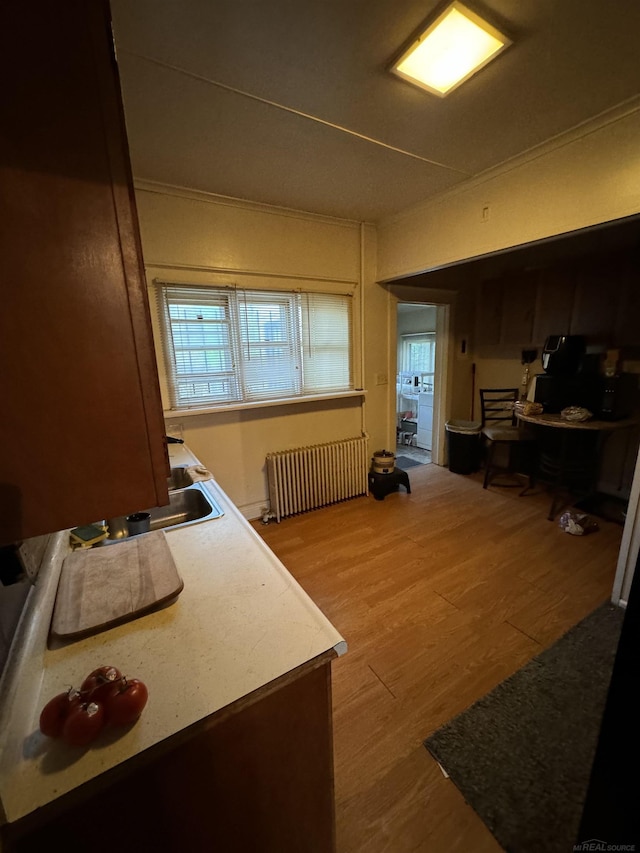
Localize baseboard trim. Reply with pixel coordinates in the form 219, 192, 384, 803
237, 500, 269, 522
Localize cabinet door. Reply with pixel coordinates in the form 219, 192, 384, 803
570, 260, 618, 343
0, 1, 168, 545
532, 269, 575, 346
6, 661, 337, 853
501, 271, 538, 345
416, 429, 432, 450
475, 280, 503, 346
613, 254, 640, 346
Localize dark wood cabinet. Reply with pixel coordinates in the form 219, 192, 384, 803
4, 656, 337, 853
0, 1, 168, 546
475, 279, 503, 345
614, 255, 640, 347
570, 261, 619, 343
475, 273, 537, 346
501, 271, 537, 345
475, 248, 639, 352
532, 269, 575, 346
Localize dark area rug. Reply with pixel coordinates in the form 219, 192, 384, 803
395, 455, 425, 469
424, 603, 624, 853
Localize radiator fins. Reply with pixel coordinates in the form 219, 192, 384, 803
266, 437, 368, 522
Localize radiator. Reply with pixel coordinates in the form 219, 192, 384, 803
266, 436, 369, 522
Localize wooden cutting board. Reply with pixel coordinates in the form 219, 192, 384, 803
51, 531, 184, 640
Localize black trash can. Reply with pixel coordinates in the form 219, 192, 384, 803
445, 419, 482, 474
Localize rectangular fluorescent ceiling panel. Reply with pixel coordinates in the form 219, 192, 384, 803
392, 1, 511, 96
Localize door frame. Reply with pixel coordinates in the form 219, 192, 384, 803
612, 443, 640, 607
391, 289, 455, 466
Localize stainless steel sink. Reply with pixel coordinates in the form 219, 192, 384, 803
103, 482, 223, 542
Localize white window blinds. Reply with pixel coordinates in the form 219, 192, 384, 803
157, 283, 353, 409
301, 292, 353, 393
237, 290, 300, 401
158, 285, 238, 407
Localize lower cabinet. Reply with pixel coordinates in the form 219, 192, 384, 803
3, 657, 337, 853
417, 393, 434, 451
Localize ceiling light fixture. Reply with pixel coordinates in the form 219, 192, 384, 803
391, 1, 511, 97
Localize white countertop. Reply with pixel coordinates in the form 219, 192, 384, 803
0, 445, 345, 824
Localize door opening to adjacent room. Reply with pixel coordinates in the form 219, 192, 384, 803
396, 304, 437, 468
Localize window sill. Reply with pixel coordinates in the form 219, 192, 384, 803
163, 390, 367, 419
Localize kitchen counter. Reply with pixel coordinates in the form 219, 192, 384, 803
0, 444, 346, 827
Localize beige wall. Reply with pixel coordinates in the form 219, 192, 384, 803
378, 105, 640, 497
377, 103, 640, 282
397, 305, 437, 337
135, 184, 386, 517
136, 183, 362, 281
360, 224, 395, 455
133, 102, 640, 515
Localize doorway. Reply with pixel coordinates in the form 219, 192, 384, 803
396, 304, 437, 468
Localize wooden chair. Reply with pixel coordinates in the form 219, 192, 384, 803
479, 388, 536, 492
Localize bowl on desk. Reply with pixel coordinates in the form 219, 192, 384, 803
560, 406, 593, 422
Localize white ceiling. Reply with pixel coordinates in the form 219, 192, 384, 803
111, 0, 640, 223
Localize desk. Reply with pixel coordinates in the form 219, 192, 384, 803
516, 412, 639, 520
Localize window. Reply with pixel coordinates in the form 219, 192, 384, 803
156, 283, 353, 409
401, 333, 436, 391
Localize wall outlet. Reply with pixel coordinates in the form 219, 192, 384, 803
375, 373, 388, 385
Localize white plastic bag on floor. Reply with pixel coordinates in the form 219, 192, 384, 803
558, 511, 598, 536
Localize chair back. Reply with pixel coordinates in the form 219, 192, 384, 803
479, 388, 518, 427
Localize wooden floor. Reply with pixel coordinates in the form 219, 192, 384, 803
253, 464, 623, 853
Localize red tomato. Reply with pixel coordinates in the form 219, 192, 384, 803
39, 688, 81, 738
80, 665, 122, 703
104, 677, 148, 726
62, 701, 105, 747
